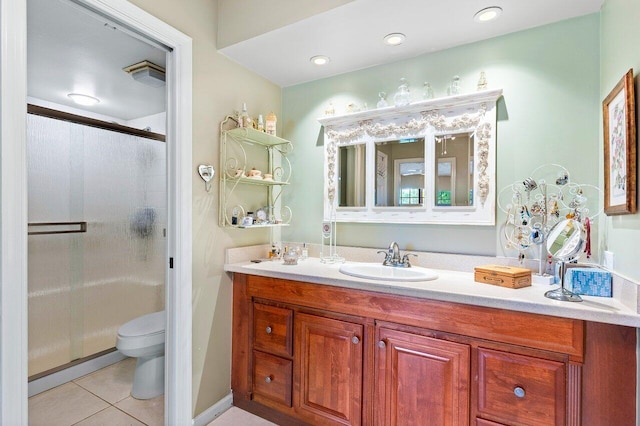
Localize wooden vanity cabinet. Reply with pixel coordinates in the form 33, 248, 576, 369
232, 273, 636, 426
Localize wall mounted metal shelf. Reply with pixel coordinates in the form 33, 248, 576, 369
219, 117, 293, 228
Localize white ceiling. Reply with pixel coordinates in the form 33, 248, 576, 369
26, 0, 603, 120
220, 0, 603, 87
27, 0, 166, 121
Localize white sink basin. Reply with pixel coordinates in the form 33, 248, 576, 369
339, 262, 438, 282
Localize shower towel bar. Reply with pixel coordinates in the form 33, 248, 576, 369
28, 221, 87, 235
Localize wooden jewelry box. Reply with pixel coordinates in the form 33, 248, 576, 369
474, 264, 532, 289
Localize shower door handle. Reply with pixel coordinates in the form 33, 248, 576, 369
28, 221, 87, 235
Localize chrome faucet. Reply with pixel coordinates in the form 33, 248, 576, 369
377, 241, 416, 267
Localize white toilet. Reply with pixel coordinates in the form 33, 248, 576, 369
116, 311, 165, 399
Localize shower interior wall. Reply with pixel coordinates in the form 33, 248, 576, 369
27, 113, 166, 377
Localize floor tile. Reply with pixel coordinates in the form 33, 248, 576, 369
73, 406, 145, 426
208, 407, 277, 426
29, 382, 110, 426
115, 395, 164, 426
74, 357, 136, 404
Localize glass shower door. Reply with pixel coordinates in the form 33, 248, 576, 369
27, 113, 166, 377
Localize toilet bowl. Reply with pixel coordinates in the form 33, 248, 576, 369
116, 311, 165, 399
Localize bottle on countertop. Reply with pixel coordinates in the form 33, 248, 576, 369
265, 111, 277, 135
257, 114, 264, 132
300, 243, 308, 260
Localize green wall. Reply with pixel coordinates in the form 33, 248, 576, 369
282, 14, 600, 257
600, 0, 640, 282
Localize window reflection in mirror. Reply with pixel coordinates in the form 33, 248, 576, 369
435, 132, 474, 206
374, 138, 425, 207
338, 144, 366, 207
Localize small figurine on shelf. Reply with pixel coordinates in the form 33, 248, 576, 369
393, 78, 411, 106
449, 76, 461, 95
265, 111, 277, 135
324, 101, 335, 116
422, 82, 434, 99
345, 102, 360, 113
477, 71, 488, 91
257, 114, 264, 132
376, 91, 388, 108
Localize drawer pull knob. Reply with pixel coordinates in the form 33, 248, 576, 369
513, 386, 526, 398
378, 340, 386, 348
265, 375, 273, 383
352, 336, 360, 345
265, 326, 272, 334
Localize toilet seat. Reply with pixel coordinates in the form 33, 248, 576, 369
117, 311, 165, 352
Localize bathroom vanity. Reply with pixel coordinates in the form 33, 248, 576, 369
227, 259, 637, 426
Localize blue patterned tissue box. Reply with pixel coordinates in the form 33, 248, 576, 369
565, 268, 612, 297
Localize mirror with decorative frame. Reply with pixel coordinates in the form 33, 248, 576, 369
319, 88, 502, 225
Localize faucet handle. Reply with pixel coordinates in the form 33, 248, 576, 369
377, 250, 392, 265
401, 253, 418, 267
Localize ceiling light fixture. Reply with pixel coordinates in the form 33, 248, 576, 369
383, 33, 406, 46
67, 93, 100, 106
310, 55, 330, 66
474, 6, 502, 23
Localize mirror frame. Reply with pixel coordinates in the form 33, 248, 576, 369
319, 88, 502, 225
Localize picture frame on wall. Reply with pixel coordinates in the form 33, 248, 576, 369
603, 68, 636, 215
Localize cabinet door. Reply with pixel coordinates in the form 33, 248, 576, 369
376, 327, 470, 426
295, 313, 364, 425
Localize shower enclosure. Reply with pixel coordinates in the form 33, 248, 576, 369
27, 110, 166, 378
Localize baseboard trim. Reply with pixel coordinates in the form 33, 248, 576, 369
193, 392, 233, 426
28, 351, 127, 397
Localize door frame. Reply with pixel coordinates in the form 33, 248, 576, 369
0, 0, 193, 424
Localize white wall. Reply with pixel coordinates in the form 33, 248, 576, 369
600, 0, 640, 283
127, 0, 282, 416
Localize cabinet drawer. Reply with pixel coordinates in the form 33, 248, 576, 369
252, 351, 292, 407
253, 303, 293, 357
477, 348, 565, 426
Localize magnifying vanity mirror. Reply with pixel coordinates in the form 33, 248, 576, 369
544, 218, 586, 302
319, 89, 502, 225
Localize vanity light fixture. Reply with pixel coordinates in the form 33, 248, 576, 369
67, 93, 100, 106
310, 55, 330, 66
474, 6, 502, 23
383, 33, 406, 46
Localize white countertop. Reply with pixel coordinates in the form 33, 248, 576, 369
225, 257, 640, 328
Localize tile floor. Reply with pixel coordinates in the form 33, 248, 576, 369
28, 358, 274, 426
29, 358, 162, 426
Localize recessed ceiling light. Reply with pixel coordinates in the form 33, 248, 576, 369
383, 33, 406, 46
67, 93, 100, 106
310, 55, 330, 66
474, 6, 502, 23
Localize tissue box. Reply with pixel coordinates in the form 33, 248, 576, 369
565, 267, 612, 297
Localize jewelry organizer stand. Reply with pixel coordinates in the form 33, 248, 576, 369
497, 164, 603, 284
